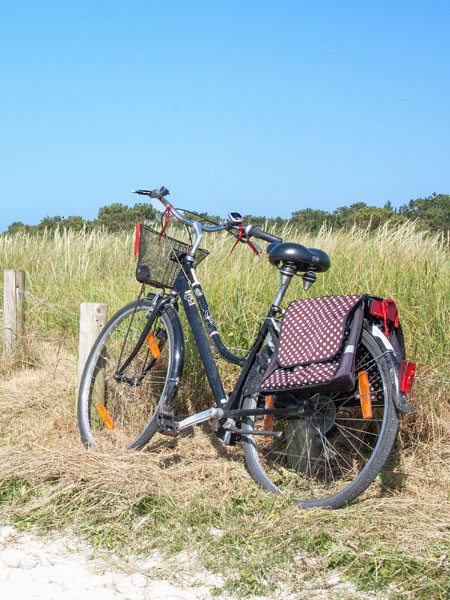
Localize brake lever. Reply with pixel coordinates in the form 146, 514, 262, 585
244, 238, 262, 254
229, 227, 262, 256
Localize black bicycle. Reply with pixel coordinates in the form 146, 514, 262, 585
77, 187, 414, 509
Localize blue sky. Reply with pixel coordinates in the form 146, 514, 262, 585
1, 1, 449, 231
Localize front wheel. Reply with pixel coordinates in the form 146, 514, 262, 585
242, 329, 399, 509
77, 298, 182, 450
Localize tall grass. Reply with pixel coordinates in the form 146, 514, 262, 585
0, 228, 141, 337
0, 221, 448, 438
0, 223, 449, 598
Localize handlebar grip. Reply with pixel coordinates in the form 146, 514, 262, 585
132, 187, 170, 199
248, 226, 282, 244
150, 186, 170, 199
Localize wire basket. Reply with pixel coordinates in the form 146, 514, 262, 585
135, 225, 209, 289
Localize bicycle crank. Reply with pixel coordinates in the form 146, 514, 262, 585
176, 407, 224, 432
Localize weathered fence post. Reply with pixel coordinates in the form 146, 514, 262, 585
3, 269, 25, 357
78, 303, 108, 388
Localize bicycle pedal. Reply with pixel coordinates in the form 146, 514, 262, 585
161, 430, 177, 437
157, 412, 178, 437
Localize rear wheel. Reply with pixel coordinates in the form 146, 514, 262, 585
242, 329, 399, 508
77, 299, 179, 450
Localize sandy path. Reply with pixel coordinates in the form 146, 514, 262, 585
0, 525, 372, 600
0, 525, 230, 600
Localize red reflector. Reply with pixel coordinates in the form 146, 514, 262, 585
370, 299, 398, 323
134, 223, 141, 257
400, 361, 416, 393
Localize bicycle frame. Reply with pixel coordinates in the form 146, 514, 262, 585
114, 216, 300, 434
172, 258, 284, 415
115, 255, 287, 431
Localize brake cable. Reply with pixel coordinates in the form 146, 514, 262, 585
230, 225, 260, 256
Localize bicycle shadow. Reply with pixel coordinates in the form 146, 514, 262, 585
143, 422, 242, 468
366, 441, 407, 499
205, 423, 243, 462
143, 428, 192, 468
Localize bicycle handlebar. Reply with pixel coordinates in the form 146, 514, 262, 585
244, 225, 282, 244
132, 187, 283, 255
133, 188, 222, 231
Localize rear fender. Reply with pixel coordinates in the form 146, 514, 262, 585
370, 324, 412, 414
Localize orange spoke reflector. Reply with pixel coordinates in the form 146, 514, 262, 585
358, 371, 373, 419
264, 395, 274, 441
97, 403, 115, 430
146, 331, 161, 359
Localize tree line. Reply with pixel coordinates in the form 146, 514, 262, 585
4, 193, 449, 235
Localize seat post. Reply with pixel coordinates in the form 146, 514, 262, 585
272, 263, 297, 310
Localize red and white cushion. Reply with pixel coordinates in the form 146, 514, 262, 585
261, 295, 363, 391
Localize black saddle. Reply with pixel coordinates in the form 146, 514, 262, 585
267, 242, 330, 273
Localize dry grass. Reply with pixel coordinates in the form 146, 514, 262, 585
0, 223, 449, 596
0, 337, 449, 598
1, 221, 448, 441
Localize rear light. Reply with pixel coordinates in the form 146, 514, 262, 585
400, 361, 416, 393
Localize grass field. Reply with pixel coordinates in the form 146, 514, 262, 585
0, 222, 449, 598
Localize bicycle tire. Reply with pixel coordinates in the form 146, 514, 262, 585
77, 298, 182, 450
241, 328, 399, 509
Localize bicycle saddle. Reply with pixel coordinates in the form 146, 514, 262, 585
267, 242, 330, 273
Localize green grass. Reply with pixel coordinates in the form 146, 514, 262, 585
1, 221, 448, 369
0, 444, 448, 597
1, 221, 448, 436
0, 221, 449, 597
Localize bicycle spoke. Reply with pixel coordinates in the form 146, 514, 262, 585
80, 301, 175, 450
242, 329, 397, 507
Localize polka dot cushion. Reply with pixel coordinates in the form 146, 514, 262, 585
260, 294, 363, 392
261, 361, 340, 391
277, 295, 363, 368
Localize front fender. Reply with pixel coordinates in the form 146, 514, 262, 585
370, 324, 412, 414
144, 294, 185, 415
161, 303, 185, 414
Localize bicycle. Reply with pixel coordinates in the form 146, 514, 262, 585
77, 187, 415, 509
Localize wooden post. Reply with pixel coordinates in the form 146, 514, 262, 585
3, 269, 25, 357
78, 303, 108, 388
